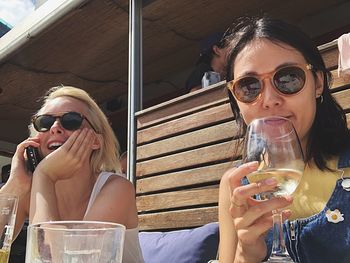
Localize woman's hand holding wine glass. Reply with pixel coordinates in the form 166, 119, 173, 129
228, 162, 294, 262
241, 116, 304, 262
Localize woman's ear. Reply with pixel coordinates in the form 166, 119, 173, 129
91, 134, 101, 150
315, 71, 324, 98
213, 45, 222, 56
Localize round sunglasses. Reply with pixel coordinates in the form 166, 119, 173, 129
32, 111, 96, 132
227, 64, 313, 103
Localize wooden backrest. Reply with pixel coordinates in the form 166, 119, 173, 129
135, 42, 350, 231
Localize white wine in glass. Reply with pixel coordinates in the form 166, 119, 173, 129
244, 116, 304, 262
247, 168, 303, 200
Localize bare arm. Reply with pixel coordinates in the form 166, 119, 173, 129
84, 175, 138, 229
29, 172, 59, 223
0, 138, 40, 238
218, 169, 237, 263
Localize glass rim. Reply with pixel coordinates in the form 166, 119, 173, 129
28, 220, 126, 232
249, 116, 291, 124
248, 116, 296, 138
0, 193, 18, 200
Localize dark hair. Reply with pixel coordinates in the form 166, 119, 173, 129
196, 31, 229, 65
225, 16, 350, 170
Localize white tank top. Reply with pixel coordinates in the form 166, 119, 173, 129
84, 172, 144, 263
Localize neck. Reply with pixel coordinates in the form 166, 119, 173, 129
211, 57, 224, 76
55, 169, 98, 219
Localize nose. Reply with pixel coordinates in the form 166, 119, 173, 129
49, 119, 64, 134
260, 78, 283, 109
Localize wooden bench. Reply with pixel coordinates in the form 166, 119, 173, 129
135, 41, 350, 232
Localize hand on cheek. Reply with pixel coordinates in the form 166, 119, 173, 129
35, 128, 95, 182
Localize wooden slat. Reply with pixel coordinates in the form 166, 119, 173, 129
137, 120, 238, 160
138, 207, 218, 231
321, 45, 338, 70
330, 70, 350, 89
137, 103, 234, 145
136, 161, 233, 194
333, 89, 350, 110
137, 187, 219, 212
137, 139, 239, 177
136, 82, 227, 129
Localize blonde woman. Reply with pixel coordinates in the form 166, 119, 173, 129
2, 86, 144, 263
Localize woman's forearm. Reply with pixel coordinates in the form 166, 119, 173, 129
29, 172, 59, 224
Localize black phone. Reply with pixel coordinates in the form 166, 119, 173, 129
26, 146, 41, 173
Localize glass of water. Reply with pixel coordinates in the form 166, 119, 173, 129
25, 221, 125, 263
0, 194, 18, 263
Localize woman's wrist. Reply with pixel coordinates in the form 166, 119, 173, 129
234, 244, 263, 263
1, 179, 29, 197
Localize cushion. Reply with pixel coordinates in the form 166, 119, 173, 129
139, 222, 219, 263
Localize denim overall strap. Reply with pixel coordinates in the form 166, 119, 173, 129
264, 148, 350, 263
287, 179, 350, 263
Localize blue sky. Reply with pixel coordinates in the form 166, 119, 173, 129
0, 0, 35, 27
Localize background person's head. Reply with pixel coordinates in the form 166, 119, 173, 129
119, 151, 127, 174
197, 32, 229, 77
30, 86, 121, 174
224, 16, 349, 170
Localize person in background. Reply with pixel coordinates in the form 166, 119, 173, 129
1, 164, 10, 187
218, 16, 350, 263
0, 86, 144, 263
120, 151, 128, 176
185, 31, 229, 92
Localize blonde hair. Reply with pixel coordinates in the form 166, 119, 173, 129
29, 86, 121, 174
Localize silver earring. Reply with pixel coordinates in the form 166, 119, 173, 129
318, 95, 324, 103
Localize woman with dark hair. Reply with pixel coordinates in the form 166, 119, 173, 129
185, 32, 229, 92
218, 16, 350, 263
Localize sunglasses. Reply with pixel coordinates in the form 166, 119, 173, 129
32, 111, 96, 132
227, 64, 313, 103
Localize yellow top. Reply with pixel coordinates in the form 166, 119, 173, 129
288, 157, 349, 220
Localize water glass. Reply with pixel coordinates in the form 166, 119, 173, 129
25, 221, 125, 263
0, 194, 18, 263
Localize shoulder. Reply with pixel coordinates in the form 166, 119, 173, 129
85, 173, 137, 225
99, 173, 135, 197
186, 62, 213, 90
105, 174, 134, 189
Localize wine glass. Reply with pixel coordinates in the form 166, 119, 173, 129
243, 116, 304, 262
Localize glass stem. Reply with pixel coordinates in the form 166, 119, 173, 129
271, 211, 288, 257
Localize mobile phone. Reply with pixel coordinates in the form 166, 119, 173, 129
26, 146, 41, 173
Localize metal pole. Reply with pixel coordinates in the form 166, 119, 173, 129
127, 0, 142, 185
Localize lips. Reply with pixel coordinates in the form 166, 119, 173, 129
47, 141, 64, 150
264, 116, 289, 125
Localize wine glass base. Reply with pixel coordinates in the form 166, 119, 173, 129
266, 254, 295, 263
